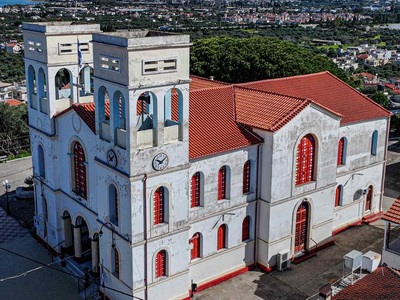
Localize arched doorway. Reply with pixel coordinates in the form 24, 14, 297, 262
74, 216, 91, 263
294, 202, 309, 253
365, 185, 373, 212
62, 211, 74, 254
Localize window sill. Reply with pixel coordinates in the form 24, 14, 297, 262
155, 275, 168, 282
217, 199, 230, 203
190, 206, 203, 211
217, 248, 227, 252
190, 257, 202, 263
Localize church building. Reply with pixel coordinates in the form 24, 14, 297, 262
23, 22, 391, 300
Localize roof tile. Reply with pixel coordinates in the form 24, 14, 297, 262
382, 197, 400, 224
239, 71, 391, 124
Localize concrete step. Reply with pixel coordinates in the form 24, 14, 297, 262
54, 255, 85, 279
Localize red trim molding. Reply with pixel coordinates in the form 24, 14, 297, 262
257, 263, 274, 273
182, 265, 255, 299
362, 212, 382, 224
332, 219, 362, 236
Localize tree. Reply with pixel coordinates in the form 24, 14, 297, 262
0, 103, 29, 156
190, 36, 350, 84
371, 91, 390, 109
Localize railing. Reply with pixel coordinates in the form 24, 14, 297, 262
78, 267, 100, 299
310, 238, 318, 257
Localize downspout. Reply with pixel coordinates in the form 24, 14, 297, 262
253, 143, 261, 267
380, 117, 391, 213
142, 174, 148, 300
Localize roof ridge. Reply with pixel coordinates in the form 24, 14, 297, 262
233, 85, 309, 102
190, 75, 230, 86
237, 71, 329, 86
270, 99, 311, 131
324, 71, 392, 116
191, 85, 234, 93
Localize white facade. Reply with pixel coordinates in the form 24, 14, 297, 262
24, 22, 390, 300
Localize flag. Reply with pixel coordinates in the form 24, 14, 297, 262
77, 38, 82, 68
100, 263, 105, 287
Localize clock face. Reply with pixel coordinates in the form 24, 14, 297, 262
107, 150, 117, 168
152, 152, 169, 171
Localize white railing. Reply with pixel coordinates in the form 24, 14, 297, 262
137, 129, 153, 148
101, 122, 111, 142
55, 98, 72, 112
30, 93, 37, 110
116, 128, 126, 149
40, 97, 48, 114
164, 124, 179, 144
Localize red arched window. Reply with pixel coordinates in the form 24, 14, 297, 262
295, 134, 315, 185
73, 141, 87, 199
337, 137, 347, 166
243, 160, 251, 194
191, 172, 201, 208
335, 185, 343, 207
154, 187, 165, 225
155, 250, 167, 278
114, 248, 120, 277
190, 233, 200, 260
218, 166, 227, 200
217, 224, 227, 250
242, 216, 250, 241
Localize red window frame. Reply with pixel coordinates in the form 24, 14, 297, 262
191, 172, 201, 208
217, 224, 227, 250
243, 160, 251, 194
295, 134, 315, 185
242, 216, 250, 241
190, 233, 200, 260
114, 188, 119, 224
218, 166, 227, 200
155, 250, 166, 278
337, 138, 344, 165
335, 186, 342, 207
154, 187, 165, 225
73, 142, 87, 199
114, 248, 120, 277
294, 203, 308, 253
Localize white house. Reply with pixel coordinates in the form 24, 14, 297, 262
23, 22, 391, 300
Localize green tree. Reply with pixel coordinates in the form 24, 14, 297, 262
0, 103, 29, 156
190, 36, 350, 84
371, 91, 390, 109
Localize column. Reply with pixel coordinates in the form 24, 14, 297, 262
91, 237, 99, 273
84, 67, 91, 94
62, 216, 73, 248
73, 225, 82, 258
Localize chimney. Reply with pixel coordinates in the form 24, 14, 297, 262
209, 76, 214, 81
318, 284, 332, 300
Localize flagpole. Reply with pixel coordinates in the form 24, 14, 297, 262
77, 37, 82, 103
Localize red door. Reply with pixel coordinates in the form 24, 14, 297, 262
365, 186, 373, 211
295, 203, 308, 253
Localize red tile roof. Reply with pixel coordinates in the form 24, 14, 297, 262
5, 99, 23, 106
238, 71, 391, 124
234, 86, 341, 132
382, 197, 400, 224
333, 266, 400, 300
190, 75, 229, 90
189, 86, 262, 159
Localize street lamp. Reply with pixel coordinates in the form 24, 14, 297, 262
99, 222, 115, 247
2, 180, 11, 216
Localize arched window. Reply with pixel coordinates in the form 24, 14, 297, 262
371, 130, 378, 156
218, 166, 227, 200
154, 187, 165, 225
295, 134, 315, 185
113, 247, 120, 278
243, 160, 251, 194
73, 141, 87, 199
109, 185, 119, 226
335, 185, 343, 207
191, 172, 201, 208
217, 224, 227, 250
38, 145, 45, 178
337, 137, 347, 166
190, 233, 201, 260
242, 216, 250, 241
155, 250, 167, 278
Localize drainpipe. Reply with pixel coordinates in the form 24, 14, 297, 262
142, 174, 148, 300
253, 143, 261, 267
380, 117, 390, 213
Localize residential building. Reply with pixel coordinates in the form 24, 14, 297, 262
24, 22, 391, 300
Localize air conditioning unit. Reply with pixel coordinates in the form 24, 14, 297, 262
277, 249, 291, 271
357, 188, 368, 196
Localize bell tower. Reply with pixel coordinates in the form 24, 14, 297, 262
91, 31, 191, 175
23, 22, 101, 135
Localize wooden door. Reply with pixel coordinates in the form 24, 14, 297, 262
365, 186, 373, 211
295, 203, 308, 253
